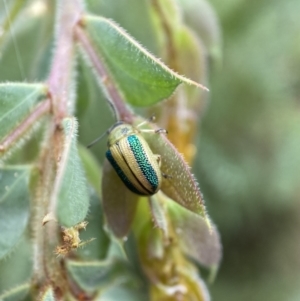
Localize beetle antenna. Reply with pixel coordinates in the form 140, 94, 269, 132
87, 131, 108, 149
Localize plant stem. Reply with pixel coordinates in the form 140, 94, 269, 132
47, 0, 83, 121
74, 25, 134, 123
31, 0, 84, 291
0, 99, 51, 152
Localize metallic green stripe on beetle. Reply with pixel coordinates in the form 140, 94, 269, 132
106, 122, 162, 196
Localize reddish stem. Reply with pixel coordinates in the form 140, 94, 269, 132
0, 99, 51, 152
47, 1, 83, 121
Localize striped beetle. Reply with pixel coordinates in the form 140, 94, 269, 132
87, 118, 166, 195
105, 121, 165, 195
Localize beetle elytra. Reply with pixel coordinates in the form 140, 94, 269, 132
106, 121, 163, 196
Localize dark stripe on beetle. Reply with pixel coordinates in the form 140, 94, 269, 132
127, 135, 159, 191
106, 150, 142, 195
117, 144, 152, 195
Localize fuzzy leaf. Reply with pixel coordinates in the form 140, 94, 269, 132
82, 15, 207, 107
40, 287, 56, 301
0, 283, 29, 301
102, 159, 139, 238
52, 118, 89, 227
0, 166, 30, 259
66, 260, 132, 292
142, 124, 209, 222
168, 200, 222, 268
78, 144, 102, 197
0, 83, 47, 143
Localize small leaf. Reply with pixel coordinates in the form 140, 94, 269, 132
52, 118, 89, 227
82, 15, 207, 107
168, 200, 222, 268
0, 283, 30, 301
40, 287, 56, 301
149, 193, 169, 237
0, 166, 30, 259
66, 260, 132, 292
0, 83, 47, 142
102, 159, 139, 238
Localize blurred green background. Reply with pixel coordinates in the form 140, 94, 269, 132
1, 0, 300, 300
197, 0, 300, 300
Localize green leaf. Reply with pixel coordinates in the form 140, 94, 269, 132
77, 190, 110, 260
78, 144, 102, 197
0, 83, 47, 143
149, 194, 169, 237
52, 118, 89, 227
140, 122, 209, 223
86, 0, 160, 54
66, 259, 133, 292
82, 15, 207, 107
0, 166, 30, 259
167, 199, 222, 269
102, 159, 139, 238
98, 284, 147, 301
0, 283, 30, 301
40, 287, 56, 301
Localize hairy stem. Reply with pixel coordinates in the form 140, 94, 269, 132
47, 0, 83, 121
32, 0, 84, 291
0, 99, 51, 152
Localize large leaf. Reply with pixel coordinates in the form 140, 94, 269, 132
78, 144, 102, 197
77, 190, 110, 260
102, 159, 139, 238
82, 15, 207, 107
0, 83, 47, 143
0, 166, 30, 259
51, 118, 89, 227
67, 260, 133, 292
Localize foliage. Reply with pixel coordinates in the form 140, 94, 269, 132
0, 0, 221, 300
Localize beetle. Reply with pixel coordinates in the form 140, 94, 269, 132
105, 121, 164, 196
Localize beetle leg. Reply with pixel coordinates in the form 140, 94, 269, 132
155, 128, 168, 134
140, 128, 168, 134
162, 172, 172, 179
136, 115, 156, 128
154, 155, 172, 179
154, 154, 161, 167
